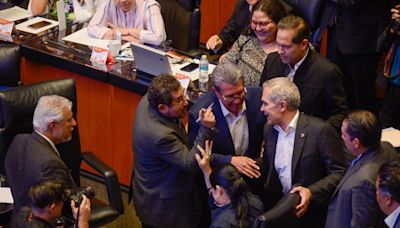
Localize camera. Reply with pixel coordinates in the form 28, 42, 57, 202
66, 186, 95, 207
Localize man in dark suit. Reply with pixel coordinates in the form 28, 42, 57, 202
189, 63, 265, 179
376, 160, 400, 228
131, 74, 216, 228
5, 95, 77, 225
326, 111, 399, 228
319, 0, 387, 114
260, 77, 346, 227
260, 15, 348, 132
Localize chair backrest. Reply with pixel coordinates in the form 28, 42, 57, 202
283, 0, 322, 46
0, 78, 82, 184
252, 192, 300, 228
157, 0, 201, 51
0, 43, 21, 89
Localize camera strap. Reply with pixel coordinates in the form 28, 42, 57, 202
383, 40, 400, 86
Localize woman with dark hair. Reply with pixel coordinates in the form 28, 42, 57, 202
219, 0, 287, 86
196, 141, 263, 227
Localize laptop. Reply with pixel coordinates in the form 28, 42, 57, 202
130, 42, 172, 77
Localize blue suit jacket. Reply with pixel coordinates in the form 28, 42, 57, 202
326, 142, 398, 228
188, 86, 265, 165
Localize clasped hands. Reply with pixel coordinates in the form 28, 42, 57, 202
102, 23, 141, 43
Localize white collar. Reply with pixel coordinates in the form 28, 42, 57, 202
385, 206, 400, 228
219, 99, 247, 118
274, 110, 300, 133
288, 47, 309, 73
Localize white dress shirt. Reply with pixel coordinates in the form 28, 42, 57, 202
219, 100, 249, 156
287, 48, 309, 81
274, 110, 300, 193
87, 0, 166, 45
385, 206, 400, 228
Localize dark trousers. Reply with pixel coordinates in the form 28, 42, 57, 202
330, 49, 380, 114
381, 83, 400, 129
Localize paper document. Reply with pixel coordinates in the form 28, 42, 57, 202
0, 6, 31, 22
0, 187, 13, 203
16, 17, 58, 34
63, 28, 113, 49
382, 127, 400, 147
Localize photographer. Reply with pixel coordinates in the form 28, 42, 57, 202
14, 178, 91, 228
378, 3, 400, 130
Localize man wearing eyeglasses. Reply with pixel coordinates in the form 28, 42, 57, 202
131, 74, 216, 228
188, 63, 265, 195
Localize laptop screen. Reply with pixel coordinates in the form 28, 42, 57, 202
130, 42, 172, 77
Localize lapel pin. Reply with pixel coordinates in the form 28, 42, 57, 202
301, 133, 305, 138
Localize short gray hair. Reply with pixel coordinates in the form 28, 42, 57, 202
211, 63, 244, 89
33, 95, 72, 132
262, 77, 300, 111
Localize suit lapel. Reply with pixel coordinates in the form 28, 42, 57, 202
332, 149, 377, 197
31, 132, 77, 187
245, 95, 254, 155
266, 126, 278, 183
291, 114, 308, 179
213, 96, 235, 153
293, 48, 313, 84
32, 132, 60, 157
394, 213, 400, 228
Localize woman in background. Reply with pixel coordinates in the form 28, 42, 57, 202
219, 0, 286, 86
87, 0, 166, 45
196, 141, 263, 227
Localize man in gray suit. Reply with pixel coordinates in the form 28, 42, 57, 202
131, 74, 216, 228
5, 95, 77, 225
260, 77, 346, 227
376, 160, 400, 228
326, 111, 398, 228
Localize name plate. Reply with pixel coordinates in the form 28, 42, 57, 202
90, 47, 109, 64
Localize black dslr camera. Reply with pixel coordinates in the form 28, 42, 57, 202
66, 186, 95, 207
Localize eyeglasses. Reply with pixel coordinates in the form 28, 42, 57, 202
172, 89, 188, 105
218, 87, 247, 103
251, 20, 273, 29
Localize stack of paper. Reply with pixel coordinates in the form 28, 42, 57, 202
382, 127, 400, 147
0, 6, 30, 21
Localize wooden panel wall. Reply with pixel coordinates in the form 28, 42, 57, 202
199, 0, 237, 43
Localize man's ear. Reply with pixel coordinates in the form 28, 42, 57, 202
279, 100, 288, 112
353, 138, 361, 149
48, 202, 57, 214
158, 104, 169, 115
300, 39, 309, 50
385, 194, 394, 206
48, 121, 57, 131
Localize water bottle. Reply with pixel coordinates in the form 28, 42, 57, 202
199, 55, 209, 92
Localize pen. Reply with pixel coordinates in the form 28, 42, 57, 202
195, 103, 214, 123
